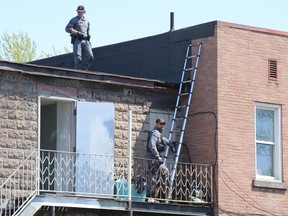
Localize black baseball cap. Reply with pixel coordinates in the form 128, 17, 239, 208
76, 5, 85, 11
156, 119, 166, 124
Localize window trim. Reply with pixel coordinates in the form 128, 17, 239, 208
253, 179, 287, 190
255, 103, 282, 182
38, 96, 77, 151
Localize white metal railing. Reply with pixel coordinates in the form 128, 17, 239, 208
0, 149, 213, 215
0, 150, 38, 216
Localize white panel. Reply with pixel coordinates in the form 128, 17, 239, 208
76, 101, 115, 195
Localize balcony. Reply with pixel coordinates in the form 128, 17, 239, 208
0, 150, 213, 215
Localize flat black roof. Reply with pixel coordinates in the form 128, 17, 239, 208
31, 21, 216, 83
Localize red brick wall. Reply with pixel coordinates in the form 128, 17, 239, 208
182, 36, 219, 214
184, 36, 218, 165
216, 23, 288, 215
185, 23, 288, 215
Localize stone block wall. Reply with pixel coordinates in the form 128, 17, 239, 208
0, 69, 176, 186
0, 72, 38, 185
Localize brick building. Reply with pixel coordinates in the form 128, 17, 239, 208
1, 20, 288, 215
89, 21, 288, 215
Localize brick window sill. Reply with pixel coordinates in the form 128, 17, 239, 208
252, 179, 287, 190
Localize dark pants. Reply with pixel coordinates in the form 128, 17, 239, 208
73, 39, 94, 70
147, 160, 169, 199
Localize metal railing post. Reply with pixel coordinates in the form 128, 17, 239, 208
127, 110, 133, 216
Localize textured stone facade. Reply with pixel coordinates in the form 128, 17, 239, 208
0, 69, 176, 186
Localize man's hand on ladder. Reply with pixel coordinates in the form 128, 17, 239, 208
156, 156, 164, 164
168, 141, 178, 153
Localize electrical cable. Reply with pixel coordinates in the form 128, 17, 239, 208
219, 167, 278, 216
186, 111, 279, 216
181, 143, 191, 163
218, 171, 277, 216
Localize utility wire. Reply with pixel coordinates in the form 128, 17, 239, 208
187, 111, 279, 216
218, 170, 277, 216
219, 167, 278, 216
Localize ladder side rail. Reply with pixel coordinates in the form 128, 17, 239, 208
167, 42, 202, 200
163, 44, 192, 164
165, 43, 201, 164
173, 42, 202, 157
167, 99, 191, 200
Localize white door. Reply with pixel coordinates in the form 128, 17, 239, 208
75, 102, 115, 195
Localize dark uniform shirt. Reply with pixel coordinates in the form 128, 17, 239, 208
65, 16, 90, 38
147, 128, 169, 159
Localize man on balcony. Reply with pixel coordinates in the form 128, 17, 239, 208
146, 118, 169, 202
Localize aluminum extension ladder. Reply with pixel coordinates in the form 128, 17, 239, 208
163, 42, 202, 201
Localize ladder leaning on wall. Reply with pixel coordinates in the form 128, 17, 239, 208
163, 42, 202, 201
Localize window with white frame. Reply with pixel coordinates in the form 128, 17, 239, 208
255, 103, 282, 181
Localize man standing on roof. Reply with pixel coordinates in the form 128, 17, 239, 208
146, 118, 169, 201
65, 5, 94, 71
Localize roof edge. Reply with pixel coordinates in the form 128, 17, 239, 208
0, 61, 178, 93
216, 20, 288, 37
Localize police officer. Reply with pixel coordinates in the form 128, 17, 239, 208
146, 118, 169, 201
147, 119, 169, 163
65, 5, 94, 70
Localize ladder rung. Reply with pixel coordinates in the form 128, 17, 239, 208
181, 79, 195, 84
184, 68, 194, 71
187, 55, 197, 59
170, 130, 185, 134
170, 130, 181, 134
173, 117, 184, 121
176, 104, 187, 109
180, 92, 190, 96
182, 80, 191, 84
173, 116, 188, 120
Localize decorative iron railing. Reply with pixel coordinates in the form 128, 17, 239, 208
0, 150, 37, 216
0, 149, 213, 215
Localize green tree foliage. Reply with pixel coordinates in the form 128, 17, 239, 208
39, 46, 71, 59
0, 31, 37, 63
0, 31, 71, 63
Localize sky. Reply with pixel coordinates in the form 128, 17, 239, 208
1, 0, 288, 57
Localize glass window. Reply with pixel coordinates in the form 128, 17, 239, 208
256, 144, 273, 176
76, 101, 115, 195
256, 109, 274, 142
255, 103, 281, 181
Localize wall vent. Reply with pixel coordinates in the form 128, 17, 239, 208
268, 59, 277, 80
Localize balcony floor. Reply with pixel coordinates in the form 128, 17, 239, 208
23, 195, 212, 216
